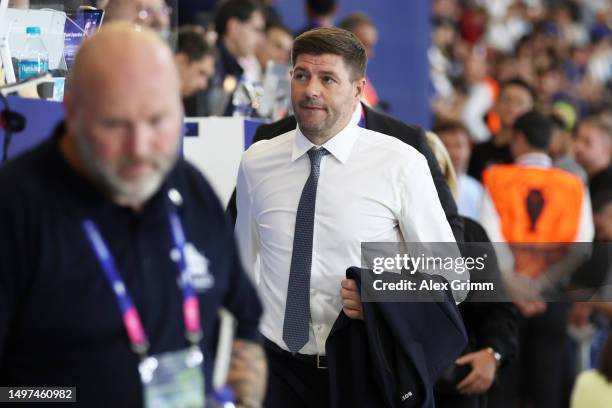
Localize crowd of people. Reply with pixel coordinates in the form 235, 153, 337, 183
1, 0, 611, 408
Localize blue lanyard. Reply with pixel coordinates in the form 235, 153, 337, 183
82, 208, 203, 356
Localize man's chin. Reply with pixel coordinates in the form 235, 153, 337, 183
109, 176, 164, 208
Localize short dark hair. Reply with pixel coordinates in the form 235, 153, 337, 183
502, 77, 536, 102
432, 120, 470, 138
513, 110, 553, 150
214, 0, 264, 38
600, 334, 612, 382
291, 27, 367, 80
338, 12, 374, 33
266, 21, 293, 38
306, 0, 336, 16
177, 28, 215, 63
549, 113, 568, 131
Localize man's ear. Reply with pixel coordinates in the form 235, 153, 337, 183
354, 77, 366, 100
63, 91, 78, 136
226, 17, 239, 37
175, 53, 189, 68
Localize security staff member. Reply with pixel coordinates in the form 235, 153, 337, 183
481, 110, 593, 408
0, 24, 265, 408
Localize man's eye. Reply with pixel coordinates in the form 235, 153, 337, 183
101, 120, 126, 130
323, 76, 336, 85
149, 114, 166, 127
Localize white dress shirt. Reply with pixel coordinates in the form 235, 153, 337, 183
235, 108, 458, 355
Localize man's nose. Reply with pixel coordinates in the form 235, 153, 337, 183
304, 79, 322, 98
126, 122, 153, 158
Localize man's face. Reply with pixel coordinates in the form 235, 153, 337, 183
229, 11, 265, 58
439, 130, 471, 174
574, 123, 611, 172
497, 85, 533, 129
353, 24, 378, 59
177, 54, 215, 97
291, 53, 364, 140
595, 203, 612, 242
258, 27, 293, 66
66, 61, 183, 206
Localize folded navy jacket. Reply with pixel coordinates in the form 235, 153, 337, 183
326, 267, 467, 408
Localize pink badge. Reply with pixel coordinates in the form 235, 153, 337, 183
183, 297, 202, 333
123, 308, 146, 345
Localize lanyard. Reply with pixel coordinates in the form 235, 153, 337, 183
81, 209, 203, 357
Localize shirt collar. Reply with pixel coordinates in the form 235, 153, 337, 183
516, 152, 553, 168
292, 104, 361, 164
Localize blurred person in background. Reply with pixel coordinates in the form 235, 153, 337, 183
7, 0, 29, 8
255, 22, 293, 72
295, 0, 338, 37
430, 16, 465, 122
175, 27, 216, 116
197, 0, 265, 117
481, 110, 593, 408
548, 113, 588, 183
574, 116, 612, 201
103, 0, 172, 38
571, 333, 612, 408
468, 77, 535, 181
338, 12, 381, 109
461, 50, 499, 143
424, 131, 518, 408
435, 120, 484, 222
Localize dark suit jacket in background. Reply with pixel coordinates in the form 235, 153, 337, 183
326, 267, 468, 408
228, 104, 464, 242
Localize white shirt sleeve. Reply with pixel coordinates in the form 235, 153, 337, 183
235, 159, 261, 285
575, 190, 595, 242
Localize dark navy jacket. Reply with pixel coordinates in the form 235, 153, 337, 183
326, 267, 467, 408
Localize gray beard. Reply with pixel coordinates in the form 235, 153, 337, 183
74, 132, 177, 207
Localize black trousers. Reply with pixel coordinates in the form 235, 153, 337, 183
264, 341, 330, 408
487, 302, 570, 408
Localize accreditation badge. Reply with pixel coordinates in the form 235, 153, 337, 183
139, 346, 205, 408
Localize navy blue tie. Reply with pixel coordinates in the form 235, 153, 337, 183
283, 147, 327, 353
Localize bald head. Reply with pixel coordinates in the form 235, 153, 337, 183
62, 23, 184, 209
69, 23, 179, 103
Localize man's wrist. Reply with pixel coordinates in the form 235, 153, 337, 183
236, 397, 263, 408
483, 347, 502, 367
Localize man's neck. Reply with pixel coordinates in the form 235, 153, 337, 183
494, 128, 513, 146
587, 161, 611, 178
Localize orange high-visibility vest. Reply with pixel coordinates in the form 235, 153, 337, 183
483, 164, 585, 277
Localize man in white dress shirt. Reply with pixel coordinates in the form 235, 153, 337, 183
235, 27, 462, 408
